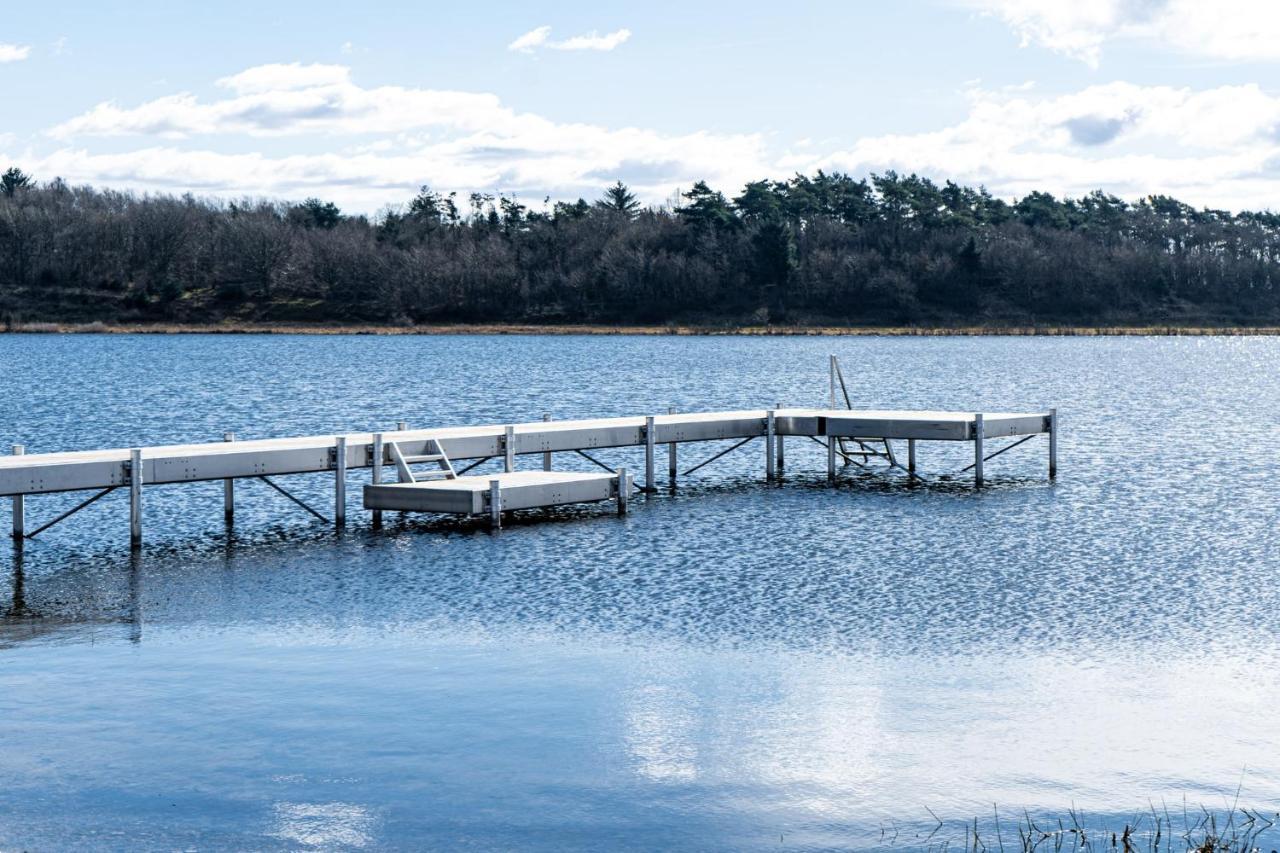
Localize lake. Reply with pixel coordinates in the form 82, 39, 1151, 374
1, 333, 1278, 851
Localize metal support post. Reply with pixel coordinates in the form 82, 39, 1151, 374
827, 435, 836, 483
129, 448, 143, 547
504, 425, 515, 473
334, 436, 347, 526
222, 433, 235, 522
542, 414, 553, 471
617, 467, 629, 515
489, 479, 502, 529
908, 439, 917, 475
974, 414, 985, 487
1048, 408, 1058, 479
644, 416, 656, 492
766, 410, 776, 481
10, 445, 23, 540
775, 403, 784, 471
371, 432, 384, 529
667, 407, 677, 485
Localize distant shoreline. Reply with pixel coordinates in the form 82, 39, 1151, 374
4, 321, 1280, 337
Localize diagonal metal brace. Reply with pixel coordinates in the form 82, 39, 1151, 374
682, 437, 756, 477
957, 434, 1037, 473
257, 476, 329, 523
574, 449, 617, 474
454, 455, 496, 476
25, 486, 118, 538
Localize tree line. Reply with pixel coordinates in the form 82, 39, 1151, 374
3, 164, 1280, 327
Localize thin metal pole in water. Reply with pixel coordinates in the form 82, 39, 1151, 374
129, 448, 143, 548
644, 416, 656, 492
504, 425, 515, 473
222, 433, 235, 522
10, 445, 23, 540
766, 410, 776, 481
617, 467, 629, 515
828, 355, 836, 409
334, 436, 347, 527
542, 414, 553, 471
1048, 408, 1058, 479
973, 414, 985, 487
397, 421, 407, 432
371, 432, 384, 529
908, 439, 917, 474
775, 403, 784, 471
489, 479, 502, 529
667, 407, 677, 484
827, 435, 836, 483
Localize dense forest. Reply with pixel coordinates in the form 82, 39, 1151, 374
3, 164, 1280, 328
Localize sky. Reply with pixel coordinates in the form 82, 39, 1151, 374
4, 0, 1280, 214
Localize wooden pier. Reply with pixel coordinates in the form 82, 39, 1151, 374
1, 399, 1057, 547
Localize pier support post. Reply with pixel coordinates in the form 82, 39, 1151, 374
371, 433, 384, 529
908, 439, 917, 475
1048, 408, 1058, 479
504, 426, 515, 473
489, 479, 502, 530
667, 407, 677, 485
617, 467, 629, 515
766, 410, 776, 481
644, 416, 656, 492
775, 403, 784, 472
397, 421, 408, 432
827, 436, 836, 483
334, 437, 347, 527
222, 433, 235, 522
129, 448, 143, 548
542, 414, 553, 471
973, 414, 985, 488
10, 445, 23, 540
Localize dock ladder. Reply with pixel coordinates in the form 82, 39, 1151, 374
387, 438, 457, 484
829, 355, 898, 468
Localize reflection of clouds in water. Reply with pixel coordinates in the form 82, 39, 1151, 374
269, 802, 375, 848
625, 683, 700, 782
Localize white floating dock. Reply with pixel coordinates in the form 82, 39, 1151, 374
0, 357, 1058, 547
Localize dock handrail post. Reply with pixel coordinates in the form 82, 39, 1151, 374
973, 414, 985, 487
908, 438, 917, 474
1048, 408, 1058, 479
828, 355, 836, 409
504, 425, 515, 473
334, 436, 347, 527
371, 433, 384, 529
542, 414, 552, 471
129, 447, 143, 548
617, 467, 629, 515
222, 433, 235, 522
667, 407, 677, 485
775, 403, 784, 471
766, 410, 776, 481
397, 421, 407, 432
489, 479, 502, 529
644, 416, 656, 492
10, 445, 24, 540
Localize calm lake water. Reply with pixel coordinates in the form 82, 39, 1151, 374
1, 333, 1279, 851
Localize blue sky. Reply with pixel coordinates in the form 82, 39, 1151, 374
4, 0, 1280, 212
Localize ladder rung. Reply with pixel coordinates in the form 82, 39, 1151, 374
403, 454, 445, 463
415, 470, 452, 480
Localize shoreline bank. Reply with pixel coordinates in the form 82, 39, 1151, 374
5, 321, 1280, 336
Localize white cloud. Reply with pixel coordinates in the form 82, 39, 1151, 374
508, 25, 631, 53
971, 0, 1280, 66
794, 81, 1280, 210
0, 43, 31, 63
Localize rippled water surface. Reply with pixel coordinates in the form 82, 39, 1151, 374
2, 334, 1279, 851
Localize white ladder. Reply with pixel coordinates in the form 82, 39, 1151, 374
829, 355, 897, 467
387, 438, 457, 484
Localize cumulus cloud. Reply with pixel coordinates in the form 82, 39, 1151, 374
508, 25, 631, 53
794, 81, 1280, 210
971, 0, 1280, 66
0, 43, 31, 62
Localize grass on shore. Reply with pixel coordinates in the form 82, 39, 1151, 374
7, 321, 1280, 336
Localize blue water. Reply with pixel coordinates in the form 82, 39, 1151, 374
2, 334, 1279, 850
